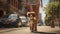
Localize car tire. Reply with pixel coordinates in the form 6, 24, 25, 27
17, 22, 21, 27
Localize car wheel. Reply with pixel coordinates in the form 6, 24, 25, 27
17, 22, 21, 27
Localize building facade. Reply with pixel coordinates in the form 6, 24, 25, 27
0, 0, 8, 17
0, 0, 29, 16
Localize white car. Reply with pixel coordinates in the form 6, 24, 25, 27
19, 16, 27, 26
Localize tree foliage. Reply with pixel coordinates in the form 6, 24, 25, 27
45, 1, 59, 17
45, 1, 59, 25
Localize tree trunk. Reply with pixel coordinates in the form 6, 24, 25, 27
59, 19, 60, 28
51, 17, 55, 28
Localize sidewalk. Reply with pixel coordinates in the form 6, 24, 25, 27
0, 26, 60, 34
0, 28, 20, 33
37, 26, 60, 33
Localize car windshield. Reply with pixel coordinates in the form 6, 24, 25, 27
2, 14, 18, 19
8, 14, 18, 19
8, 16, 17, 19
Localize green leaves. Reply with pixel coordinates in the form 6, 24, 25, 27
45, 1, 59, 17
45, 1, 59, 24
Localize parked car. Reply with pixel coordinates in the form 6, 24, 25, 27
0, 14, 20, 27
19, 16, 27, 26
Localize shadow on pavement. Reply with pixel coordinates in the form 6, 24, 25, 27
32, 31, 57, 34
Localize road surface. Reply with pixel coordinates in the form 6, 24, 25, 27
0, 26, 60, 34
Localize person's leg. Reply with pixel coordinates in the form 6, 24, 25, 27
34, 22, 37, 31
33, 4, 39, 31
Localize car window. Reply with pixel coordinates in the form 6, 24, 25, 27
8, 16, 17, 19
8, 14, 18, 19
2, 14, 18, 19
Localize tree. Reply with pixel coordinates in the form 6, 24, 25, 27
45, 1, 59, 26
